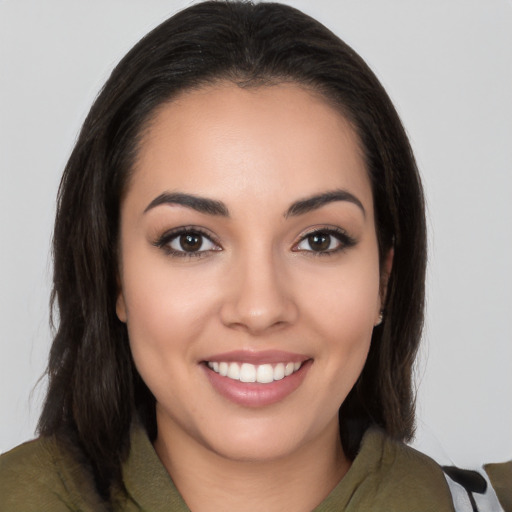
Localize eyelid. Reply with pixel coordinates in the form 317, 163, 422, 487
153, 225, 222, 257
292, 225, 357, 254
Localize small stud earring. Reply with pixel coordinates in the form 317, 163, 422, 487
375, 312, 384, 326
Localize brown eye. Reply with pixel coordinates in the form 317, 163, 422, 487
179, 233, 202, 252
294, 228, 356, 255
306, 232, 331, 252
166, 231, 218, 254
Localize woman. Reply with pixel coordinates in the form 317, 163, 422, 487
0, 1, 454, 510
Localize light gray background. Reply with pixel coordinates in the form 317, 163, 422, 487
1, 0, 511, 469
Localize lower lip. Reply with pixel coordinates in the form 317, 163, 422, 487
203, 360, 312, 408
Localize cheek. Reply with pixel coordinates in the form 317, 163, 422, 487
299, 256, 381, 332
120, 253, 223, 360
295, 253, 380, 380
121, 264, 222, 408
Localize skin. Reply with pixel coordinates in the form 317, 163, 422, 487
116, 82, 388, 512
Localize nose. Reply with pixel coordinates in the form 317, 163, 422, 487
219, 250, 299, 335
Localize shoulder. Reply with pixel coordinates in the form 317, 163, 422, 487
371, 429, 447, 482
0, 437, 70, 510
0, 436, 106, 511
357, 428, 455, 510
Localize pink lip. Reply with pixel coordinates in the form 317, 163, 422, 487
202, 358, 313, 408
203, 350, 309, 365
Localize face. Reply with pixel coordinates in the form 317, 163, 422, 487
116, 83, 385, 463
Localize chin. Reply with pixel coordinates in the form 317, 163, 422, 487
206, 433, 301, 463
196, 413, 329, 464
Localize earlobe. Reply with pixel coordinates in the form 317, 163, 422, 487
374, 248, 393, 327
116, 291, 127, 323
379, 247, 394, 310
115, 265, 127, 322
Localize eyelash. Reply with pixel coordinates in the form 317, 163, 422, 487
292, 227, 357, 256
153, 226, 221, 258
153, 226, 356, 258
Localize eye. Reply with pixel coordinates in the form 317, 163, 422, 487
154, 228, 221, 257
169, 232, 216, 253
294, 228, 356, 255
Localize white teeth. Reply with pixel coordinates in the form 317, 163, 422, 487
274, 363, 285, 380
227, 362, 240, 379
239, 363, 256, 382
256, 364, 274, 384
207, 360, 303, 383
219, 362, 228, 377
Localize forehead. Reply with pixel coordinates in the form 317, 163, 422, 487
128, 82, 373, 216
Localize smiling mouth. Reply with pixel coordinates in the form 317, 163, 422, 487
206, 361, 303, 384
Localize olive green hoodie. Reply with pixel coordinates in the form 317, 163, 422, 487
0, 424, 454, 511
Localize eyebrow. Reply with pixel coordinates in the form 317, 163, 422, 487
144, 188, 365, 218
285, 189, 366, 218
144, 192, 230, 216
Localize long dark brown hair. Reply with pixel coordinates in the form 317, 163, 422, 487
39, 0, 426, 498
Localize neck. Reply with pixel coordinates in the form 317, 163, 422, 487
154, 417, 350, 512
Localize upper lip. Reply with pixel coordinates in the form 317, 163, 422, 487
203, 350, 310, 365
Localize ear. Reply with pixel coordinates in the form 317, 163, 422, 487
379, 247, 394, 307
116, 291, 127, 323
116, 273, 127, 323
